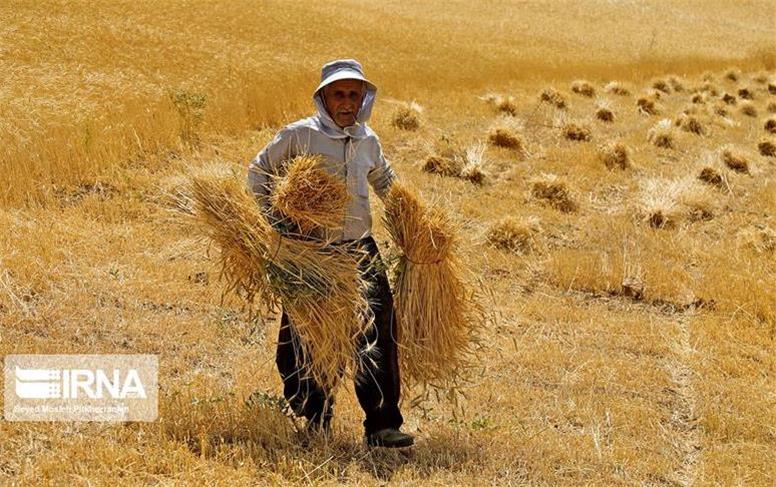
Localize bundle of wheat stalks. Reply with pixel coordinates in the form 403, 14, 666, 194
190, 156, 371, 392
383, 182, 481, 391
270, 155, 349, 237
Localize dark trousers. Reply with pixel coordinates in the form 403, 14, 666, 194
275, 236, 403, 435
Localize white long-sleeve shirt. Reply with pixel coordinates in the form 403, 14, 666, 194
248, 82, 397, 242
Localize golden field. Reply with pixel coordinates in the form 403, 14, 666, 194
1, 0, 775, 485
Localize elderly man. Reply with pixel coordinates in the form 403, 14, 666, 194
247, 59, 413, 448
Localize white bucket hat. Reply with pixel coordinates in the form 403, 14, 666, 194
314, 59, 377, 94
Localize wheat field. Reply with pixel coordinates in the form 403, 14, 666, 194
1, 0, 775, 485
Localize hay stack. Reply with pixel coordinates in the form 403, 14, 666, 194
482, 93, 518, 116
495, 96, 518, 116
758, 138, 776, 157
531, 174, 577, 212
724, 69, 740, 82
698, 167, 725, 188
191, 171, 370, 392
595, 101, 615, 122
640, 178, 716, 229
571, 80, 596, 97
700, 82, 719, 96
713, 103, 730, 118
648, 119, 676, 148
486, 216, 542, 254
765, 117, 776, 134
598, 141, 631, 170
488, 117, 525, 152
740, 102, 757, 117
562, 121, 592, 141
676, 114, 706, 135
539, 88, 567, 109
488, 127, 523, 149
383, 182, 481, 390
604, 81, 630, 96
669, 76, 686, 92
637, 96, 660, 115
651, 79, 671, 94
391, 102, 422, 130
460, 143, 488, 184
737, 87, 754, 100
270, 155, 349, 237
422, 155, 460, 176
720, 147, 750, 173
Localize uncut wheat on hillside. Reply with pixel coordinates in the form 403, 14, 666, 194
1, 0, 775, 485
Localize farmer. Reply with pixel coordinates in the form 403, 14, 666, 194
247, 59, 413, 448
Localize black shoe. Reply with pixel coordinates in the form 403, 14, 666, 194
365, 428, 414, 448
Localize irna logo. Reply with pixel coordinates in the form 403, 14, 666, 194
15, 366, 147, 400
4, 354, 158, 422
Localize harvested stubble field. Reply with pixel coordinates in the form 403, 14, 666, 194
1, 0, 776, 485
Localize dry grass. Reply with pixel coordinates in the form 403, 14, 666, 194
736, 224, 776, 254
597, 141, 631, 170
4, 2, 776, 485
767, 101, 776, 113
545, 217, 699, 305
161, 375, 295, 453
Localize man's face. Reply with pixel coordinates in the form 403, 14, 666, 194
322, 79, 365, 128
